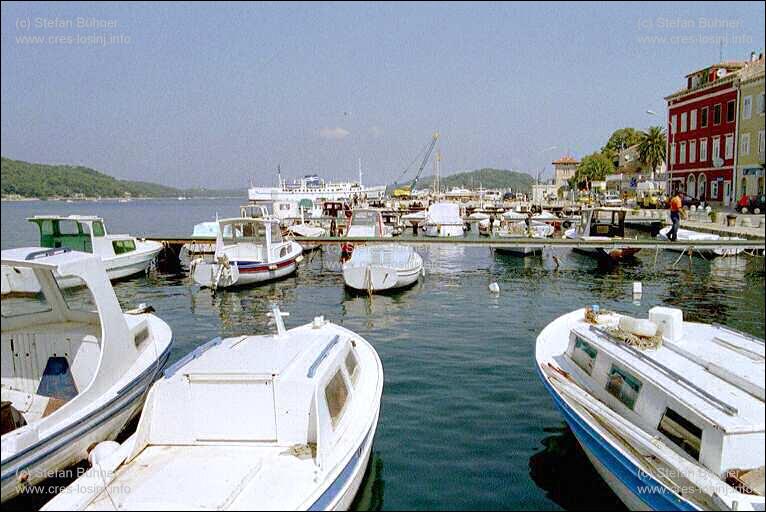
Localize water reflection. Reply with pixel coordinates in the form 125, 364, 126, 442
529, 425, 625, 511
351, 452, 386, 511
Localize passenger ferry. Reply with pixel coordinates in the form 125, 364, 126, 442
248, 173, 386, 203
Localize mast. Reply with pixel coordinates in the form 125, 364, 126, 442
277, 165, 282, 188
358, 158, 363, 187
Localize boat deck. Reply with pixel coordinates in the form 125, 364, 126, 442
85, 444, 317, 510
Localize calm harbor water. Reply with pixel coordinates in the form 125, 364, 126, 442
2, 197, 764, 511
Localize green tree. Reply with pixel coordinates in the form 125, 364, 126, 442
574, 152, 614, 191
601, 127, 643, 164
637, 126, 667, 179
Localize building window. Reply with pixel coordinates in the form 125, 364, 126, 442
698, 174, 707, 199
701, 107, 708, 127
741, 133, 751, 156
680, 112, 687, 132
671, 114, 677, 134
713, 103, 722, 125
679, 142, 687, 164
759, 130, 765, 157
758, 93, 765, 115
711, 180, 719, 199
670, 143, 676, 165
725, 134, 734, 159
690, 109, 697, 130
687, 174, 696, 197
743, 95, 753, 120
712, 137, 721, 160
699, 138, 708, 161
689, 140, 697, 163
726, 100, 736, 123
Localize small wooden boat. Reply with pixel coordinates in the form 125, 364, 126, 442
536, 306, 764, 511
564, 208, 640, 263
1, 248, 173, 502
656, 227, 744, 257
191, 218, 303, 289
1, 215, 162, 294
343, 244, 423, 293
42, 306, 383, 511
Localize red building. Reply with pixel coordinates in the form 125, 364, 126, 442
665, 61, 746, 206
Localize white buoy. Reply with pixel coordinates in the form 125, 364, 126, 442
488, 282, 500, 294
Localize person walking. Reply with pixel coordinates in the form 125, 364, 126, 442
668, 190, 683, 242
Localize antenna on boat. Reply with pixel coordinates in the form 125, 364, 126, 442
358, 158, 363, 187
267, 304, 290, 337
277, 164, 282, 187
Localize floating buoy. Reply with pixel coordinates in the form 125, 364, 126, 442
488, 282, 500, 293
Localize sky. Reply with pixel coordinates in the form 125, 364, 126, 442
2, 1, 764, 189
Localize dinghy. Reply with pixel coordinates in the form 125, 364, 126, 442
657, 226, 744, 257
191, 218, 303, 290
536, 306, 764, 511
342, 244, 423, 293
564, 208, 640, 263
1, 216, 162, 294
422, 202, 464, 237
1, 248, 173, 502
42, 305, 383, 511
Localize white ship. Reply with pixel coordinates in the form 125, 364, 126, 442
248, 168, 386, 203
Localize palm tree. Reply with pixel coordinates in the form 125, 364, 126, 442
638, 126, 667, 181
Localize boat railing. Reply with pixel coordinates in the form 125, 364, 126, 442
587, 325, 739, 418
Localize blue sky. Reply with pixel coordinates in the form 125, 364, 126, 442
2, 1, 764, 188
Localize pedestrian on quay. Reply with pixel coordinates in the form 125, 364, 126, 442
668, 190, 684, 241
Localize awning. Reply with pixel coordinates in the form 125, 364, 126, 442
743, 167, 764, 177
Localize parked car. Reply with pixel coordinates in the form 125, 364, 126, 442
600, 192, 623, 207
736, 194, 765, 214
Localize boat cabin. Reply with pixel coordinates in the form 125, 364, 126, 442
346, 209, 387, 238
239, 204, 269, 219
576, 208, 627, 238
322, 201, 351, 219
27, 215, 139, 258
564, 307, 764, 487
1, 248, 146, 442
215, 218, 290, 262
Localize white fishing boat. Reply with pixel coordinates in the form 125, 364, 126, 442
341, 209, 392, 258
1, 248, 173, 502
657, 227, 745, 258
536, 306, 764, 511
342, 244, 423, 293
1, 216, 162, 294
564, 208, 640, 263
42, 305, 383, 511
422, 202, 464, 238
191, 218, 303, 290
495, 220, 555, 257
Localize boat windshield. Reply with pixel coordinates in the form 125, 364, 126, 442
31, 219, 93, 253
351, 211, 379, 227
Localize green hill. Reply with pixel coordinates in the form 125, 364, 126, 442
391, 168, 535, 194
1, 157, 242, 199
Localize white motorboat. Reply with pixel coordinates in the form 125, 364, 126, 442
42, 305, 383, 511
1, 247, 173, 502
536, 306, 764, 511
657, 227, 745, 258
564, 208, 640, 263
341, 209, 392, 258
191, 218, 303, 289
1, 216, 162, 294
422, 202, 464, 238
532, 210, 562, 229
342, 244, 423, 293
495, 221, 554, 257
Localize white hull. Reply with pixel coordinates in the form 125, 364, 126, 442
249, 186, 386, 203
657, 227, 744, 257
343, 264, 421, 292
1, 342, 171, 501
422, 224, 464, 237
495, 245, 541, 256
1, 244, 161, 295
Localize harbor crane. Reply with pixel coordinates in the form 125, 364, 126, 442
393, 131, 439, 198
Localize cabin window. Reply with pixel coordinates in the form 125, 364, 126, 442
112, 240, 136, 254
345, 349, 360, 385
0, 291, 52, 318
658, 408, 702, 460
605, 365, 642, 410
92, 221, 105, 237
571, 336, 598, 375
58, 221, 81, 236
324, 370, 349, 428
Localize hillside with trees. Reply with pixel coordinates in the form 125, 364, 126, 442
1, 157, 241, 199
392, 168, 535, 194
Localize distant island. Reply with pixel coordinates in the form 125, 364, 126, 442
390, 168, 535, 194
1, 157, 244, 200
